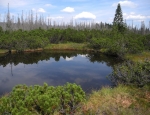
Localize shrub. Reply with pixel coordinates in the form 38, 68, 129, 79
90, 37, 109, 50
109, 60, 150, 87
0, 83, 85, 115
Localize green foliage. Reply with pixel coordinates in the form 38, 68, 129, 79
143, 34, 150, 50
0, 83, 85, 115
113, 3, 123, 24
0, 25, 149, 57
0, 26, 3, 36
127, 37, 144, 54
109, 60, 150, 86
89, 30, 148, 58
113, 3, 126, 33
90, 35, 127, 58
90, 37, 109, 50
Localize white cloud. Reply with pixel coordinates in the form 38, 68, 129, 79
61, 7, 75, 13
38, 8, 46, 13
74, 12, 96, 20
45, 4, 55, 8
130, 12, 135, 15
32, 8, 36, 11
80, 54, 88, 57
126, 15, 146, 20
123, 12, 150, 20
112, 0, 138, 8
65, 57, 74, 61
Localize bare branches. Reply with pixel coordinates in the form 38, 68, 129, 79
0, 4, 149, 35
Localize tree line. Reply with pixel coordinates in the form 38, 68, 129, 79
0, 4, 149, 34
0, 3, 149, 58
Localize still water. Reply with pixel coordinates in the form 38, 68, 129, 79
0, 51, 122, 95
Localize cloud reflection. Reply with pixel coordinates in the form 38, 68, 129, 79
0, 51, 122, 95
65, 56, 74, 61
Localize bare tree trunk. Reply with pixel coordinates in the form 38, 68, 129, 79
6, 3, 12, 32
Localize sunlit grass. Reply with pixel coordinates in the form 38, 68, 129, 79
0, 49, 8, 54
44, 43, 89, 51
77, 85, 150, 115
125, 51, 150, 62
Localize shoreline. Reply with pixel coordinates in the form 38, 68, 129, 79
0, 43, 150, 114
0, 43, 96, 54
1, 43, 150, 62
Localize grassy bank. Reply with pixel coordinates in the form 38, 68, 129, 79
125, 51, 150, 63
1, 84, 150, 115
78, 85, 150, 115
0, 49, 8, 54
1, 42, 149, 59
0, 43, 92, 54
45, 43, 88, 51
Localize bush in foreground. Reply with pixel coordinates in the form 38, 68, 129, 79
0, 83, 85, 115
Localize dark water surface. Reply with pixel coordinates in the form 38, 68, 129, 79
0, 51, 122, 95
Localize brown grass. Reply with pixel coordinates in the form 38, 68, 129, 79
76, 85, 150, 115
0, 49, 8, 54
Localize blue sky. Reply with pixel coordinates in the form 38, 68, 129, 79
0, 0, 150, 27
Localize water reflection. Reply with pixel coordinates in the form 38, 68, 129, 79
0, 51, 122, 95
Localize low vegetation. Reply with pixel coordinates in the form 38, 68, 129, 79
79, 85, 150, 115
109, 60, 150, 87
0, 83, 150, 115
0, 83, 85, 115
125, 51, 150, 62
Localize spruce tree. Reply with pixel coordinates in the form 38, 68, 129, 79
113, 3, 125, 33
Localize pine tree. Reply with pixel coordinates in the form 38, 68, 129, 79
113, 3, 125, 33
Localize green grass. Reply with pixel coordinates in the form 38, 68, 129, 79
77, 85, 150, 115
125, 51, 150, 63
44, 42, 90, 51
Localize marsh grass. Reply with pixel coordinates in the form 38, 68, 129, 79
0, 49, 8, 54
0, 43, 90, 53
125, 51, 150, 62
77, 85, 150, 115
44, 43, 89, 51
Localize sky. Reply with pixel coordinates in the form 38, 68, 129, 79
0, 0, 150, 27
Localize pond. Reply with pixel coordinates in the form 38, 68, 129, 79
0, 50, 122, 96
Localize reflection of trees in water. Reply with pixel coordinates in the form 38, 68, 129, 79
87, 53, 123, 67
0, 51, 123, 67
0, 51, 82, 76
0, 51, 123, 79
0, 51, 124, 95
0, 51, 82, 67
